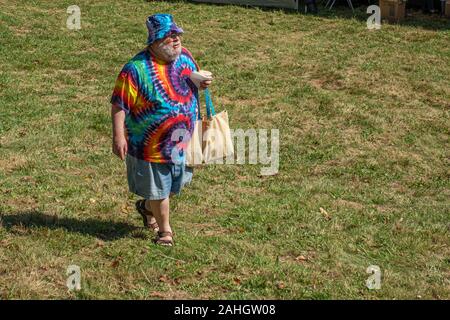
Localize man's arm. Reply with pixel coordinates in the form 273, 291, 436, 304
181, 47, 212, 90
111, 104, 127, 161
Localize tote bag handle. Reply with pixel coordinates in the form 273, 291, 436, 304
196, 88, 216, 120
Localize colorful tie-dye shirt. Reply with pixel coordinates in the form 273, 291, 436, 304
111, 47, 199, 163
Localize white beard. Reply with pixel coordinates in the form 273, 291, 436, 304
152, 41, 182, 62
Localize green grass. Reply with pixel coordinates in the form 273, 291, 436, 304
0, 0, 449, 299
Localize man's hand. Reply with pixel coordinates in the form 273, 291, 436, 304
199, 79, 212, 90
112, 135, 128, 161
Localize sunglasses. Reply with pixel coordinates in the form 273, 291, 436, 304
168, 33, 182, 40
160, 33, 182, 45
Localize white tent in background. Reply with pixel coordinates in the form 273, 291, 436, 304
191, 0, 300, 10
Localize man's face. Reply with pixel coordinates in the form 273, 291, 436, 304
150, 33, 182, 62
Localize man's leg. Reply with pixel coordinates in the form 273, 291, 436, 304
144, 192, 175, 228
146, 197, 172, 241
143, 200, 158, 228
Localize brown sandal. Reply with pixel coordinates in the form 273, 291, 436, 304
135, 200, 159, 232
154, 231, 174, 247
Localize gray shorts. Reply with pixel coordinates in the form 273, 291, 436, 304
126, 155, 193, 200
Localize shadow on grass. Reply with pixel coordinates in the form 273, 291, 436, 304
164, 0, 450, 31
0, 211, 143, 241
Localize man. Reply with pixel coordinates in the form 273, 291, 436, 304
110, 14, 212, 246
305, 0, 318, 14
